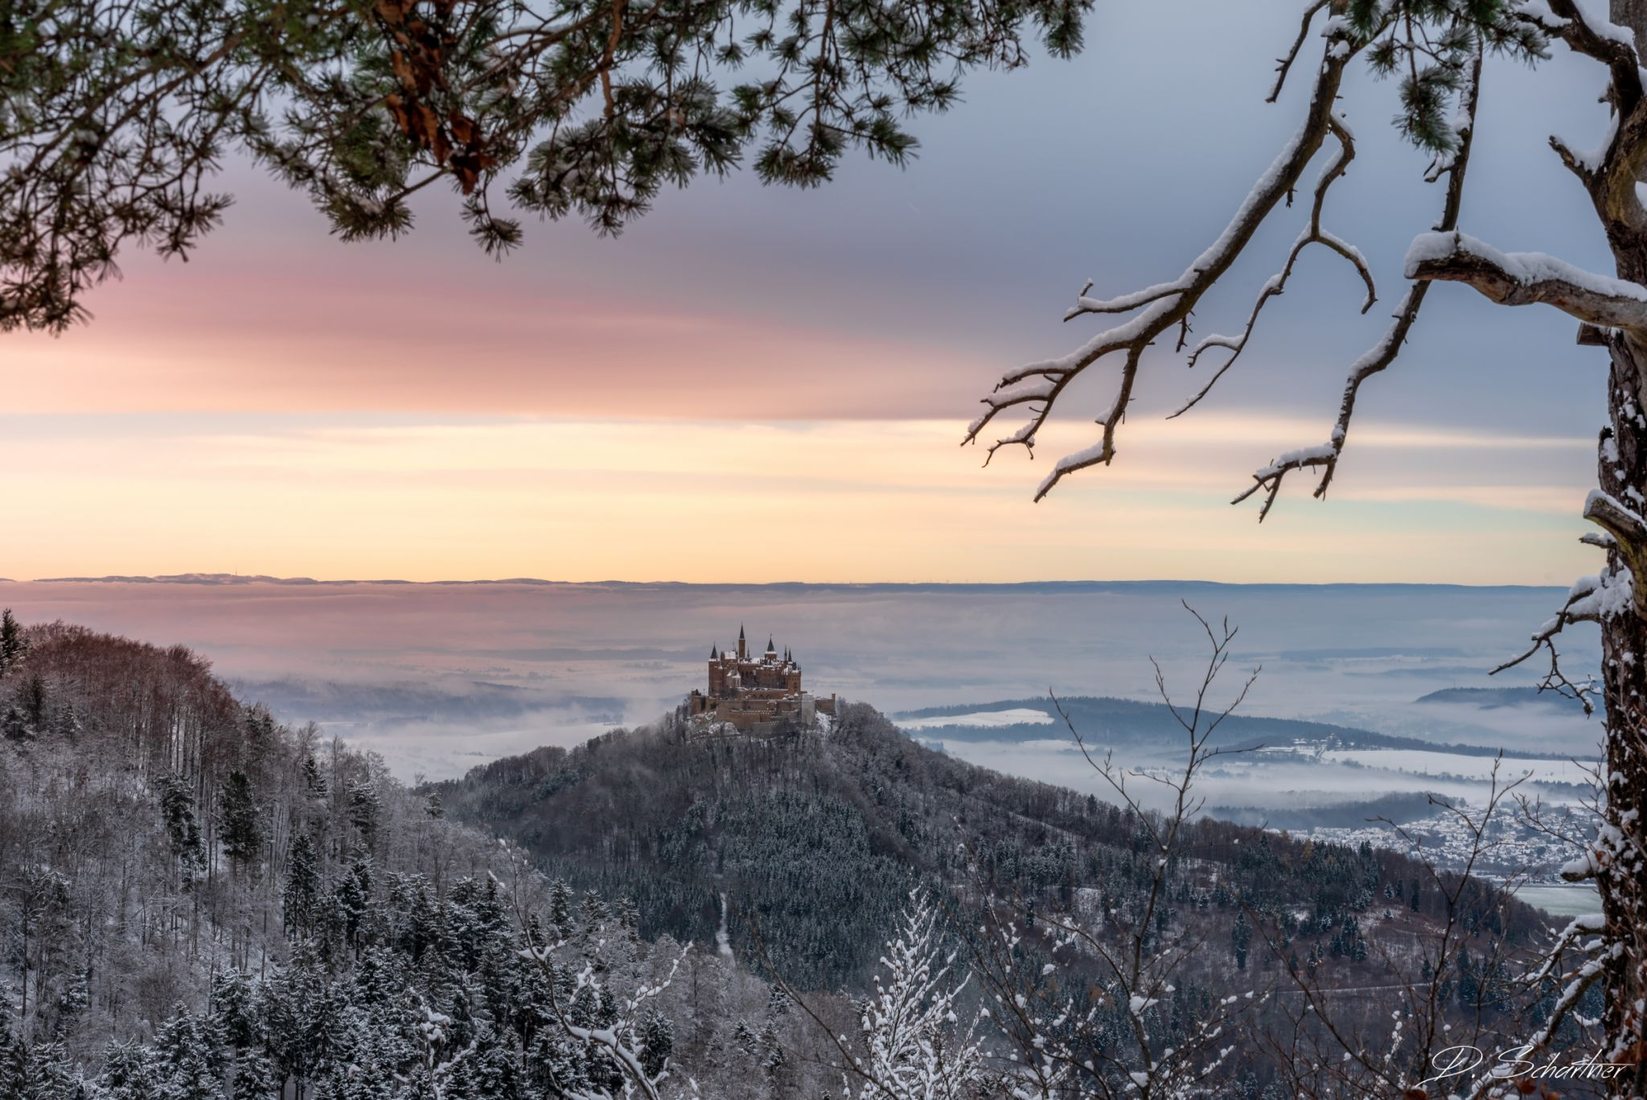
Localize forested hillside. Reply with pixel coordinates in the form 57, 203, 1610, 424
431, 704, 1561, 1020
0, 617, 831, 1098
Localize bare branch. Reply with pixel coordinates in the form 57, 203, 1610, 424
1490, 573, 1603, 714
1233, 43, 1484, 519
1173, 116, 1375, 419
963, 28, 1355, 501
1269, 0, 1332, 102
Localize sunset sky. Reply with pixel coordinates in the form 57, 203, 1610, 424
2, 2, 1617, 584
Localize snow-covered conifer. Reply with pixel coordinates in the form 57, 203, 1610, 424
850, 890, 983, 1100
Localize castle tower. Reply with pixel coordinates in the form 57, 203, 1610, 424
737, 624, 747, 660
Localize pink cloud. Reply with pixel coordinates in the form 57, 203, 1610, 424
7, 242, 983, 419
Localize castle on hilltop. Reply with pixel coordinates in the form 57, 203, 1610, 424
685, 626, 836, 734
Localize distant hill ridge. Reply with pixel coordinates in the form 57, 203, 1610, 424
892, 695, 1597, 760
1416, 685, 1601, 714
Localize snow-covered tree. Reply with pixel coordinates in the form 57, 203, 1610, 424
958, 3, 1647, 1085
159, 775, 206, 884
149, 1009, 224, 1100
216, 771, 261, 874
0, 611, 26, 680
848, 889, 983, 1100
283, 832, 321, 937
508, 852, 690, 1100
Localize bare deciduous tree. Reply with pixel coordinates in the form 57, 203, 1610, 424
969, 605, 1268, 1099
965, 4, 1647, 1084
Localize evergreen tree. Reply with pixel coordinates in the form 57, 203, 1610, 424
636, 1009, 674, 1080
347, 779, 381, 852
331, 856, 374, 949
53, 967, 90, 1038
0, 0, 1092, 333
461, 1027, 526, 1100
547, 880, 573, 936
282, 833, 320, 937
97, 1041, 156, 1100
159, 774, 206, 882
19, 676, 46, 733
216, 771, 261, 872
301, 754, 328, 798
21, 1041, 86, 1100
263, 948, 331, 1093
0, 609, 26, 679
208, 970, 259, 1052
0, 1016, 28, 1099
1231, 910, 1251, 972
150, 1011, 222, 1100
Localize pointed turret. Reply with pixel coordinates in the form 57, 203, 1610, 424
766, 636, 777, 655
737, 624, 747, 660
710, 644, 718, 659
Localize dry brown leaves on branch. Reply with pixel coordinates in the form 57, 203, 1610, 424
375, 0, 495, 192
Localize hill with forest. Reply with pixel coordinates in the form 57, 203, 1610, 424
433, 703, 1554, 986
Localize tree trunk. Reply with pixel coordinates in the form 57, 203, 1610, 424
1595, 333, 1647, 1089
1593, 8, 1647, 1087
1617, 0, 1647, 56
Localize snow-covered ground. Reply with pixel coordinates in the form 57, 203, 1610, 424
898, 708, 1056, 731
1513, 884, 1602, 918
1318, 749, 1596, 787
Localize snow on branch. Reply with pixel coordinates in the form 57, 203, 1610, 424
1582, 488, 1647, 616
1520, 0, 1647, 249
1516, 0, 1641, 110
1175, 115, 1374, 420
962, 15, 1355, 502
852, 890, 984, 1100
1234, 47, 1483, 520
1405, 229, 1647, 332
1490, 571, 1605, 714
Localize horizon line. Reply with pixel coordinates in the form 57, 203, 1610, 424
1, 572, 1569, 590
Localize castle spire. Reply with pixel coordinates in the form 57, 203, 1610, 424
766, 635, 776, 654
